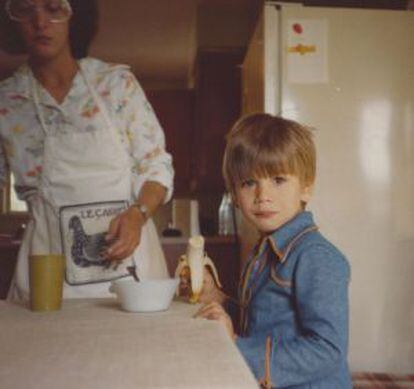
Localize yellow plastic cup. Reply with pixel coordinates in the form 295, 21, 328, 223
29, 254, 64, 312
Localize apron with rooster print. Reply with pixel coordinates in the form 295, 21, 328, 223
10, 63, 168, 300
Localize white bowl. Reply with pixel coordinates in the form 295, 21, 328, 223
109, 278, 179, 312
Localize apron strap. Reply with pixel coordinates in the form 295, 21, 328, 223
79, 63, 127, 157
31, 75, 50, 136
30, 63, 127, 158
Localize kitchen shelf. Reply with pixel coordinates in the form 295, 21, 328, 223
161, 235, 237, 245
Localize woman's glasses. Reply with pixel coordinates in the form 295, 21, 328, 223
6, 0, 72, 24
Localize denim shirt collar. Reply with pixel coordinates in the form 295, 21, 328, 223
257, 211, 317, 263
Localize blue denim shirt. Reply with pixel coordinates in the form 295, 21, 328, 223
234, 211, 351, 388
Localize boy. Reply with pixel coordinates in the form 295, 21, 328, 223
195, 113, 351, 388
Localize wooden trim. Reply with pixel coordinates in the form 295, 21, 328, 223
161, 235, 237, 245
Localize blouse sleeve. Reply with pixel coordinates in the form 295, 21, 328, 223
111, 69, 174, 203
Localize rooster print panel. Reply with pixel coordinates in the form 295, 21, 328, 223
60, 201, 134, 285
68, 215, 111, 268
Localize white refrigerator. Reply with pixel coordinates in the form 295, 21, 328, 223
261, 2, 414, 374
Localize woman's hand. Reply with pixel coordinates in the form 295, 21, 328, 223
104, 182, 166, 263
194, 301, 235, 340
105, 206, 144, 261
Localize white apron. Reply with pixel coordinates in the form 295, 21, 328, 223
9, 64, 168, 301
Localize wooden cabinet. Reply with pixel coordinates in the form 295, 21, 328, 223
241, 11, 264, 115
0, 239, 19, 299
193, 49, 244, 195
147, 49, 244, 198
146, 90, 195, 197
162, 235, 240, 299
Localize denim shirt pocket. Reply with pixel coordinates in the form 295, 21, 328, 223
270, 261, 292, 289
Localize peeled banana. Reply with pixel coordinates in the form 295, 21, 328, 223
175, 235, 222, 303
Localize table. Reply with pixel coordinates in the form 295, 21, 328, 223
0, 299, 258, 389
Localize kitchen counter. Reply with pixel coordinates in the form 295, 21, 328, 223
0, 235, 240, 299
0, 299, 258, 389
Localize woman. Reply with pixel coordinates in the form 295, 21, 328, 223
0, 0, 174, 299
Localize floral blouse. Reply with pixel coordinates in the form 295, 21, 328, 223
0, 57, 174, 202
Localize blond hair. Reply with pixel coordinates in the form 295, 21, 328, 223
223, 113, 316, 195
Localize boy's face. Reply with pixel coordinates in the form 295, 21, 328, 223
234, 174, 313, 234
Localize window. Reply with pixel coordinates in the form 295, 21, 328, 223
10, 174, 27, 212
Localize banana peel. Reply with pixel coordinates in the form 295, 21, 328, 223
175, 235, 222, 303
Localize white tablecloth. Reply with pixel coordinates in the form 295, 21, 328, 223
0, 299, 258, 389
